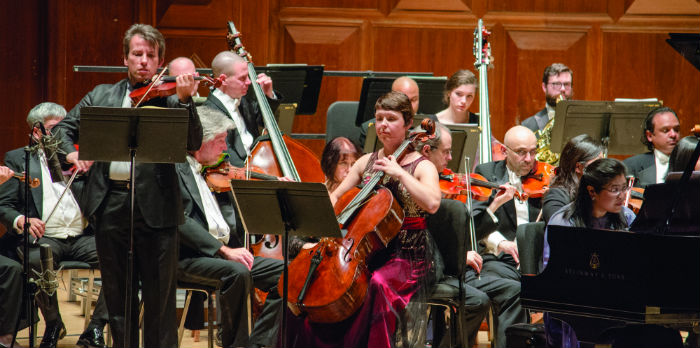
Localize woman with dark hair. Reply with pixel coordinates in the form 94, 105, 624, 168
321, 137, 363, 194
435, 69, 479, 124
542, 158, 636, 347
541, 134, 604, 223
667, 136, 700, 174
285, 91, 441, 348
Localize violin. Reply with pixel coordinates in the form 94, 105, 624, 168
201, 155, 278, 193
129, 74, 222, 106
520, 161, 556, 198
13, 172, 40, 188
439, 168, 528, 202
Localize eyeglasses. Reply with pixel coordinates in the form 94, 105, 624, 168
548, 82, 572, 89
503, 144, 537, 158
602, 185, 631, 195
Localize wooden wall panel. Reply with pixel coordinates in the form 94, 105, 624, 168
601, 31, 700, 135
0, 0, 44, 159
485, 0, 608, 13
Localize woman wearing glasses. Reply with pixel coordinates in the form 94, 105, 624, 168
541, 157, 635, 347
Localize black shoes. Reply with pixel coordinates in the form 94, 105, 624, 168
76, 325, 106, 348
39, 321, 66, 348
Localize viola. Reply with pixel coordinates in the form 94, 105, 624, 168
129, 74, 222, 106
520, 161, 556, 198
13, 172, 40, 188
439, 168, 528, 202
281, 119, 435, 323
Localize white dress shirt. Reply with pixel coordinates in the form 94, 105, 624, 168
107, 86, 135, 180
187, 155, 230, 245
13, 150, 85, 238
654, 149, 670, 184
212, 89, 254, 155
484, 166, 529, 254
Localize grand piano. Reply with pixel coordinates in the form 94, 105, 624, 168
521, 172, 700, 343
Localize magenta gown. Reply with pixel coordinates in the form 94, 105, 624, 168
283, 153, 438, 348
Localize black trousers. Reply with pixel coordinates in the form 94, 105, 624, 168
26, 234, 108, 327
463, 256, 527, 348
94, 190, 178, 348
178, 255, 283, 348
0, 255, 23, 335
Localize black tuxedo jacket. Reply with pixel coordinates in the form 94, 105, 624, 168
521, 107, 548, 134
623, 152, 656, 188
471, 160, 542, 253
53, 78, 202, 229
203, 91, 281, 167
0, 148, 88, 255
176, 162, 243, 260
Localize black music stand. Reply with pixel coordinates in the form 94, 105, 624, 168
228, 180, 342, 348
79, 106, 189, 345
550, 100, 662, 156
444, 123, 480, 173
252, 64, 325, 115
355, 76, 447, 126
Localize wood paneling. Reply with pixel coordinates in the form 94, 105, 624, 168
602, 31, 700, 135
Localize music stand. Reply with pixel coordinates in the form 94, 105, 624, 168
228, 180, 342, 348
79, 106, 189, 345
550, 100, 662, 156
252, 64, 325, 115
355, 76, 447, 126
444, 123, 480, 173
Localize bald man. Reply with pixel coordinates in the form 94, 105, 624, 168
203, 51, 281, 167
168, 57, 200, 95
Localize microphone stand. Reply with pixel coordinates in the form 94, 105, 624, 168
12, 144, 37, 348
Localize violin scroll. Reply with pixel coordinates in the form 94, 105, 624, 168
14, 172, 40, 188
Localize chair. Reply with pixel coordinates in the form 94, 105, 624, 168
177, 282, 217, 348
325, 101, 362, 145
515, 222, 546, 276
63, 260, 98, 330
424, 199, 469, 347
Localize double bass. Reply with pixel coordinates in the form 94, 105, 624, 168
281, 119, 436, 323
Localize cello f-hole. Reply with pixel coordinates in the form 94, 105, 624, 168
343, 239, 355, 262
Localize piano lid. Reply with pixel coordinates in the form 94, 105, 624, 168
667, 33, 700, 71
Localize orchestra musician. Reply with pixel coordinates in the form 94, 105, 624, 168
320, 137, 363, 194
203, 51, 281, 167
168, 57, 201, 95
435, 69, 479, 124
176, 106, 283, 348
521, 63, 573, 134
623, 107, 680, 188
0, 102, 109, 348
541, 135, 604, 224
52, 23, 201, 348
285, 91, 441, 348
542, 158, 637, 347
0, 166, 25, 348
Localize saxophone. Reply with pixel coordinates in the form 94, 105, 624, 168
534, 94, 563, 165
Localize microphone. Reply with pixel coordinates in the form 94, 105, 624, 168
34, 244, 59, 296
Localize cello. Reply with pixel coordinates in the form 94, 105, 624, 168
281, 119, 436, 323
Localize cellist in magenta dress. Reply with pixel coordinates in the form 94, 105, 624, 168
283, 91, 442, 348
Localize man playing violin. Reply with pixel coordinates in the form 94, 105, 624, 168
52, 23, 201, 348
204, 51, 281, 167
0, 102, 109, 348
176, 106, 283, 348
420, 123, 525, 348
623, 106, 680, 188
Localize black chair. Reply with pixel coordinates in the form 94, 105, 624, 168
325, 101, 362, 145
515, 222, 545, 276
424, 199, 468, 347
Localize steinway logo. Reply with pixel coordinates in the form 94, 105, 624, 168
589, 252, 600, 270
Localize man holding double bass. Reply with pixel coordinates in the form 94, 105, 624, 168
203, 50, 281, 167
53, 23, 201, 348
